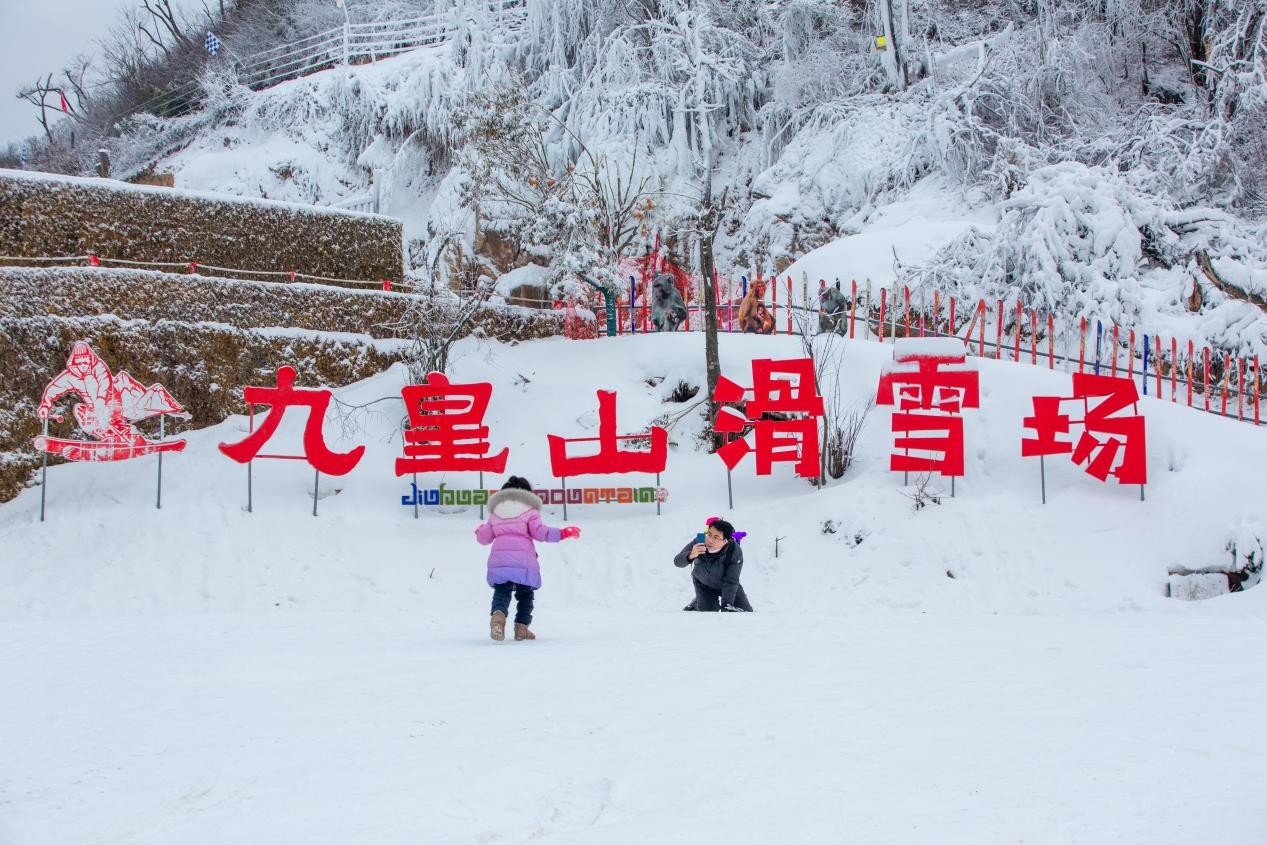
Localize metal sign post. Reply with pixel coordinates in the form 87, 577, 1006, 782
39, 418, 48, 522
156, 415, 165, 509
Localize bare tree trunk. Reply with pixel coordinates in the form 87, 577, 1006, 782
1182, 0, 1213, 99
880, 0, 909, 90
699, 177, 722, 447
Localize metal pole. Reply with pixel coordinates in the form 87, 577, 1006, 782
479, 470, 485, 520
341, 2, 350, 66
39, 418, 48, 523
247, 403, 254, 513
655, 472, 661, 516
726, 467, 733, 511
313, 469, 320, 517
156, 415, 165, 510
561, 475, 567, 521
413, 471, 419, 520
1040, 454, 1046, 505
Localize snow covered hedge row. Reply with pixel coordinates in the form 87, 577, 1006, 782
4, 267, 413, 339
0, 170, 403, 284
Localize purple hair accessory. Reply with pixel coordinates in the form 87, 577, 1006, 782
704, 516, 745, 544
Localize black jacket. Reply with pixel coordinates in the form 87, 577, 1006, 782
674, 539, 743, 606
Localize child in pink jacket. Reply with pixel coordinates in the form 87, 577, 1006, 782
475, 476, 580, 641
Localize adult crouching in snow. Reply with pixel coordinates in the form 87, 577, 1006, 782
475, 476, 580, 641
674, 518, 752, 612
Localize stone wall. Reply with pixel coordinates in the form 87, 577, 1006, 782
0, 169, 403, 285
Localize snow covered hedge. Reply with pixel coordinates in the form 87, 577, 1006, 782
0, 170, 404, 285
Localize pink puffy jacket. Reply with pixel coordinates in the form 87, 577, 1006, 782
474, 488, 562, 588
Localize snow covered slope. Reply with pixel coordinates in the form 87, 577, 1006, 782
2, 332, 1265, 843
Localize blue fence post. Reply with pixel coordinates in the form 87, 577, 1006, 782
1142, 334, 1150, 396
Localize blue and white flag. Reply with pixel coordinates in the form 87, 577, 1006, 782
19, 144, 28, 167
204, 31, 222, 56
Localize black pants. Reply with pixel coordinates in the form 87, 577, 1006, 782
491, 582, 534, 625
690, 579, 753, 612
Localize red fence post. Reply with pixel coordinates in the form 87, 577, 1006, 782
1079, 317, 1087, 373
1204, 348, 1211, 412
903, 286, 910, 338
1155, 336, 1162, 399
1030, 310, 1037, 364
978, 301, 985, 357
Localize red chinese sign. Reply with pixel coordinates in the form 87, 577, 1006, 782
876, 345, 979, 476
714, 358, 823, 477
1022, 373, 1146, 484
33, 341, 189, 461
396, 372, 509, 475
218, 365, 364, 475
548, 390, 668, 476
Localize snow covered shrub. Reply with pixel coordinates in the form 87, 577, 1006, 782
740, 95, 937, 265
903, 162, 1176, 320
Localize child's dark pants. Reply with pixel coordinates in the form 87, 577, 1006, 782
491, 582, 535, 625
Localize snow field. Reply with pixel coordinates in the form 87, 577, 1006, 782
1, 331, 1265, 843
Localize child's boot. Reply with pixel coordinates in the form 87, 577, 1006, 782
514, 622, 536, 641
490, 610, 506, 641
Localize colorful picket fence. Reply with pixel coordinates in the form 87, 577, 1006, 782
561, 268, 1263, 429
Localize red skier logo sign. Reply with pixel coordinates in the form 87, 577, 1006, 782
33, 342, 190, 462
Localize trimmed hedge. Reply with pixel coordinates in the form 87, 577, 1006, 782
0, 169, 403, 284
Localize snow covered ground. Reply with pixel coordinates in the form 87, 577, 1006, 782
2, 332, 1266, 843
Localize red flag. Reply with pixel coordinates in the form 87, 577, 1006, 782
59, 91, 69, 112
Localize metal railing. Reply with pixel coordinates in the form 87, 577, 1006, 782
131, 0, 526, 118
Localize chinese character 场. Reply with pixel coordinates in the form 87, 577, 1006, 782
218, 365, 365, 475
396, 372, 509, 475
547, 390, 668, 476
1021, 372, 1146, 485
713, 358, 823, 477
875, 345, 980, 476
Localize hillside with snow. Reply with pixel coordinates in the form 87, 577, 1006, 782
8, 1, 1266, 360
2, 330, 1266, 843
